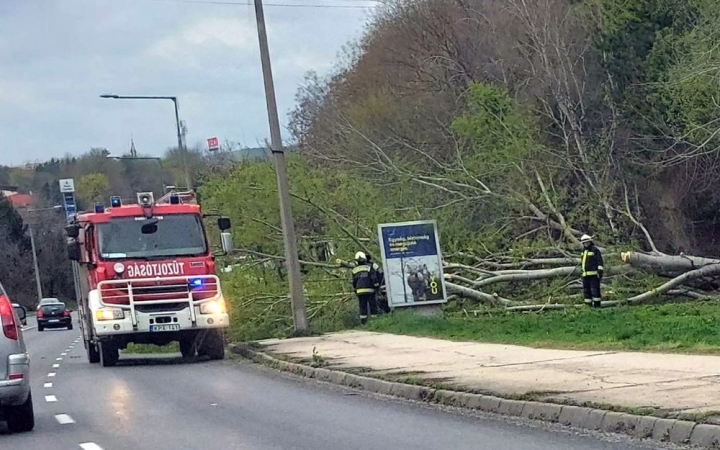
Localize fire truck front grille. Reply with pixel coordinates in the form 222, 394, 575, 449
97, 275, 220, 306
135, 302, 189, 313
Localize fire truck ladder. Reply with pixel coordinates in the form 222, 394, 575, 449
156, 189, 198, 205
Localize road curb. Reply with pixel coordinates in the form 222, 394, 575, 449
230, 344, 720, 448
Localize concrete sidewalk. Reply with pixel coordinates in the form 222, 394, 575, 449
258, 331, 720, 415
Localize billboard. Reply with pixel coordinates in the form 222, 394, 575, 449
378, 220, 448, 308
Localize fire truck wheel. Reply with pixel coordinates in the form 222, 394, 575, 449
87, 342, 100, 364
99, 341, 119, 367
179, 337, 197, 358
199, 330, 225, 360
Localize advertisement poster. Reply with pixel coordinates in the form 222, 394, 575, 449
378, 220, 448, 308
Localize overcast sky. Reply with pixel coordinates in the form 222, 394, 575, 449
0, 0, 372, 166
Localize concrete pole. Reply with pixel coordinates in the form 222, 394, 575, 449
28, 225, 44, 302
253, 0, 308, 332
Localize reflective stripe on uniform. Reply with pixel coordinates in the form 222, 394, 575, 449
582, 250, 597, 277
356, 288, 375, 294
352, 265, 370, 274
598, 266, 604, 271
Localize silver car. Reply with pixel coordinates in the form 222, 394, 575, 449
0, 282, 34, 432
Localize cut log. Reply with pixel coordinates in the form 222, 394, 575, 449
621, 252, 720, 272
444, 281, 514, 307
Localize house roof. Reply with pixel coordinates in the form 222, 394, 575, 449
6, 193, 34, 208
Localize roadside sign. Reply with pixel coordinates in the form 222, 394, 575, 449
59, 179, 75, 193
207, 137, 219, 152
61, 188, 76, 223
377, 220, 448, 308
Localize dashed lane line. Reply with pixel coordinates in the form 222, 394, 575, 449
53, 364, 60, 368
44, 383, 52, 388
80, 443, 104, 450
45, 395, 57, 403
48, 372, 56, 377
55, 414, 75, 425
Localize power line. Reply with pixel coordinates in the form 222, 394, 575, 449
141, 0, 377, 8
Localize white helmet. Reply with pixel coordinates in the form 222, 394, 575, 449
580, 234, 593, 243
355, 251, 367, 261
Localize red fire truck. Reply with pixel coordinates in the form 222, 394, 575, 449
65, 190, 233, 367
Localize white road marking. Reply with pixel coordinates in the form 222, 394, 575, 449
55, 414, 75, 424
48, 372, 56, 377
61, 352, 67, 356
45, 395, 57, 402
80, 443, 104, 450
56, 357, 63, 361
53, 364, 60, 368
22, 326, 36, 331
44, 383, 52, 388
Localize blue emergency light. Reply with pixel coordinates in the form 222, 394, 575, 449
189, 278, 204, 288
110, 196, 122, 207
169, 194, 180, 205
94, 203, 105, 213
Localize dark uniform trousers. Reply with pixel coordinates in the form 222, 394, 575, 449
582, 276, 601, 303
358, 294, 378, 320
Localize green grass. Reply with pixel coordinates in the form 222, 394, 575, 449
123, 342, 180, 354
364, 301, 720, 353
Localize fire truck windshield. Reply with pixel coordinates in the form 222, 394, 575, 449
98, 214, 207, 260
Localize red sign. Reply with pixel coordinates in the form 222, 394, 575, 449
207, 137, 219, 152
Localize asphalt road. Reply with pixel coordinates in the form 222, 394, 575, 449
0, 317, 685, 450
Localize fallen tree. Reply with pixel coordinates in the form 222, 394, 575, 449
225, 245, 720, 315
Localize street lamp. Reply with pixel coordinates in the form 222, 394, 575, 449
99, 94, 190, 188
26, 205, 63, 302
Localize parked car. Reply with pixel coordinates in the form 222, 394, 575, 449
37, 300, 73, 332
12, 304, 27, 327
0, 281, 34, 432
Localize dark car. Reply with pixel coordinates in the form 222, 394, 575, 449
37, 301, 72, 332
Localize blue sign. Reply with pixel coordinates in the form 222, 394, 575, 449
377, 220, 447, 308
63, 191, 76, 223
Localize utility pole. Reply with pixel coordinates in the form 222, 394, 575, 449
28, 225, 43, 301
253, 0, 308, 332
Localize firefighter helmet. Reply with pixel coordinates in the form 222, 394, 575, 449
580, 234, 593, 243
355, 251, 367, 262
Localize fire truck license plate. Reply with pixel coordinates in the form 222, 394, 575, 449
150, 324, 181, 332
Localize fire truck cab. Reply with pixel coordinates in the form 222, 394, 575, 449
65, 190, 233, 367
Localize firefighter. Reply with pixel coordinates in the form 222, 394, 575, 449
580, 234, 604, 308
367, 253, 389, 314
352, 251, 379, 324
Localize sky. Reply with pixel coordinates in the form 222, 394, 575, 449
0, 0, 373, 165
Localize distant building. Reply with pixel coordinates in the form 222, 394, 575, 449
230, 147, 271, 161
7, 193, 34, 208
229, 145, 298, 162
1, 186, 34, 209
